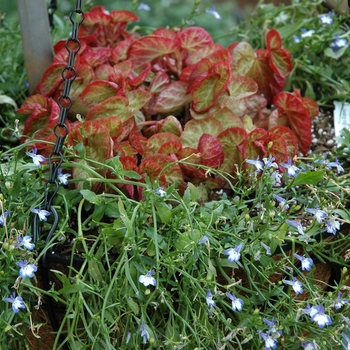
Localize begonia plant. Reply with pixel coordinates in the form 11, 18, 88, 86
18, 5, 318, 198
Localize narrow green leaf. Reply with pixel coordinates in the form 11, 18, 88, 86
80, 189, 101, 205
291, 170, 324, 186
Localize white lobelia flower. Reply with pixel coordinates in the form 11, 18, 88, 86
139, 269, 156, 287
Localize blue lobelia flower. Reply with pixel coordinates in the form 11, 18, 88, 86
0, 210, 10, 226
319, 11, 333, 25
281, 158, 300, 177
16, 235, 35, 250
293, 253, 313, 271
246, 156, 264, 172
273, 194, 289, 211
17, 260, 38, 278
259, 330, 278, 350
305, 205, 327, 224
326, 158, 344, 173
57, 169, 71, 185
226, 292, 244, 312
137, 3, 151, 11
198, 236, 209, 244
333, 292, 349, 310
286, 219, 305, 235
26, 148, 46, 167
224, 243, 244, 263
3, 292, 26, 313
30, 208, 50, 221
342, 333, 350, 349
330, 36, 348, 52
310, 305, 332, 328
139, 322, 150, 344
206, 289, 216, 307
205, 6, 221, 20
138, 269, 156, 287
326, 215, 340, 235
283, 277, 303, 294
154, 187, 166, 197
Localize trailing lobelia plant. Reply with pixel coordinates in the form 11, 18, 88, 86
18, 5, 318, 198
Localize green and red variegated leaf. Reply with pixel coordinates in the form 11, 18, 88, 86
153, 27, 177, 39
153, 115, 183, 136
181, 116, 224, 148
177, 27, 213, 54
116, 117, 136, 142
269, 48, 292, 78
116, 141, 138, 156
273, 91, 312, 155
120, 155, 137, 171
114, 60, 133, 77
39, 62, 66, 96
129, 130, 148, 155
110, 37, 136, 64
67, 121, 113, 192
81, 80, 119, 108
150, 72, 171, 94
227, 75, 258, 100
86, 95, 129, 121
198, 133, 224, 168
152, 80, 191, 114
82, 8, 112, 26
158, 141, 182, 156
210, 107, 244, 129
80, 47, 110, 68
267, 125, 299, 159
122, 89, 152, 119
128, 62, 151, 87
229, 41, 255, 75
139, 154, 183, 185
238, 128, 267, 164
94, 116, 123, 140
185, 43, 224, 67
266, 29, 283, 51
293, 89, 319, 118
217, 95, 248, 118
187, 57, 212, 91
128, 35, 179, 63
95, 64, 115, 80
254, 131, 288, 164
21, 98, 60, 139
191, 60, 231, 113
218, 127, 246, 174
143, 132, 182, 157
247, 49, 286, 103
110, 10, 139, 23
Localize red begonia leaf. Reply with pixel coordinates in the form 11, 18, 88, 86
158, 141, 182, 156
81, 80, 119, 108
128, 62, 151, 87
66, 121, 113, 191
123, 89, 152, 119
110, 10, 139, 23
39, 62, 65, 96
144, 132, 182, 157
229, 41, 255, 75
227, 75, 258, 100
156, 115, 183, 136
129, 130, 148, 155
110, 37, 136, 64
80, 47, 110, 67
273, 91, 312, 155
95, 116, 123, 140
181, 116, 224, 148
139, 154, 183, 185
86, 95, 129, 121
152, 80, 191, 114
267, 125, 299, 160
198, 133, 224, 168
217, 127, 246, 174
238, 128, 267, 163
128, 35, 179, 63
185, 43, 224, 67
116, 117, 136, 142
177, 27, 213, 54
150, 72, 171, 94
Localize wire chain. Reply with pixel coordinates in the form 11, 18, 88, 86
33, 0, 84, 250
48, 0, 57, 30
